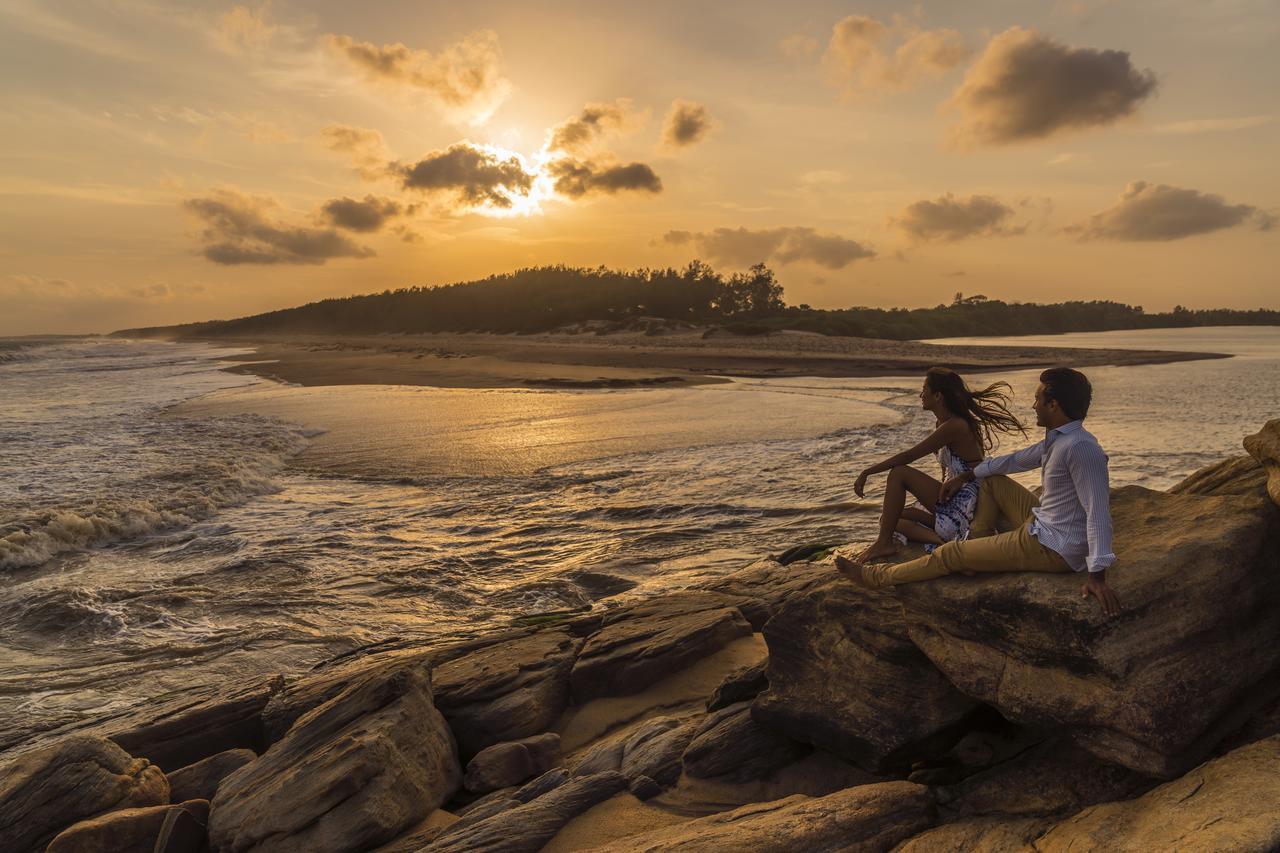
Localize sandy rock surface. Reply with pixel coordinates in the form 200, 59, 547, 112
0, 735, 169, 852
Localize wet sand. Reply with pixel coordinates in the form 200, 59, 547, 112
200, 329, 1228, 390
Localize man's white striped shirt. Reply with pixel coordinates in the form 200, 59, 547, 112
973, 420, 1116, 573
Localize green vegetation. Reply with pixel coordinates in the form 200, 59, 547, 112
116, 262, 1279, 340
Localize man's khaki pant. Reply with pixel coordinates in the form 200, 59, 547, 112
861, 475, 1072, 588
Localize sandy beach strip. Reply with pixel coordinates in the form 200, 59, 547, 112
194, 329, 1229, 389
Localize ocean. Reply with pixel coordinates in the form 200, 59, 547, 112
1, 326, 1276, 752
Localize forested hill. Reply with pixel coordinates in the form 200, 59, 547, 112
114, 262, 1280, 341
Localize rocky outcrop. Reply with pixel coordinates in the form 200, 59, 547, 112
620, 717, 698, 787
936, 737, 1152, 818
699, 557, 830, 629
570, 594, 751, 702
463, 733, 561, 793
893, 815, 1051, 852
706, 660, 768, 711
166, 748, 256, 803
0, 735, 169, 852
208, 666, 460, 853
46, 799, 209, 853
583, 781, 935, 852
1244, 418, 1280, 506
108, 679, 275, 772
1032, 733, 1280, 851
895, 485, 1280, 777
434, 629, 582, 758
421, 771, 628, 853
682, 703, 807, 782
753, 579, 983, 772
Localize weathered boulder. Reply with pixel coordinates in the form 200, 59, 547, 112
208, 666, 461, 853
682, 702, 808, 782
46, 799, 209, 853
108, 679, 275, 771
619, 716, 698, 787
895, 485, 1280, 777
706, 659, 768, 711
937, 737, 1153, 818
1244, 418, 1280, 506
753, 578, 983, 772
1170, 454, 1267, 497
259, 628, 539, 748
1032, 733, 1280, 851
893, 815, 1051, 852
260, 648, 434, 745
0, 735, 169, 852
166, 748, 256, 803
570, 594, 751, 702
421, 771, 628, 853
582, 780, 935, 852
434, 628, 582, 758
699, 557, 830, 629
463, 732, 561, 793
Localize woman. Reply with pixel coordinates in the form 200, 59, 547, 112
846, 367, 1026, 564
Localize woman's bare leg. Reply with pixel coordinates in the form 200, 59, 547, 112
897, 507, 944, 545
856, 465, 943, 562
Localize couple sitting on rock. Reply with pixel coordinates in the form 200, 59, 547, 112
835, 366, 1123, 618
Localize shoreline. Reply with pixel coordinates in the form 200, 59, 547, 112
181, 330, 1230, 390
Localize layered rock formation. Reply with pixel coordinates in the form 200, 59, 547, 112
0, 421, 1277, 852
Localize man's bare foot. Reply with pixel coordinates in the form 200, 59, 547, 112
835, 554, 868, 586
855, 540, 899, 564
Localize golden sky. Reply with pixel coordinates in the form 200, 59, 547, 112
2, 0, 1277, 335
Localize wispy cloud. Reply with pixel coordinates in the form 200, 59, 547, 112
1152, 115, 1276, 134
659, 226, 874, 269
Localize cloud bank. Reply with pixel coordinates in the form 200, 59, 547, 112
660, 226, 874, 269
184, 190, 375, 265
327, 30, 510, 121
947, 27, 1157, 147
319, 195, 411, 232
825, 15, 970, 93
396, 143, 535, 209
547, 159, 662, 198
891, 193, 1023, 242
1065, 181, 1274, 241
547, 99, 639, 153
661, 100, 714, 148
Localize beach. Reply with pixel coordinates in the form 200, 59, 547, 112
201, 328, 1227, 390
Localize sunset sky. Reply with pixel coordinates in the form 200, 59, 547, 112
2, 0, 1277, 335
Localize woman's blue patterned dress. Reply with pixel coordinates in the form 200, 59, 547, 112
930, 445, 980, 545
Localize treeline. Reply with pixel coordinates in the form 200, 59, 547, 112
116, 262, 1279, 341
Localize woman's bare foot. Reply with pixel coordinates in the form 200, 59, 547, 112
835, 555, 867, 586
855, 540, 899, 564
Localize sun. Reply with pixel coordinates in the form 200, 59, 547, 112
470, 143, 557, 219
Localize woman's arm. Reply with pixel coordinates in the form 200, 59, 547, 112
855, 420, 965, 496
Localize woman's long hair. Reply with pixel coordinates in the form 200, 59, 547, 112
925, 366, 1027, 451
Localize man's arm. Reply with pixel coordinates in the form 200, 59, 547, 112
1069, 440, 1121, 616
973, 440, 1045, 480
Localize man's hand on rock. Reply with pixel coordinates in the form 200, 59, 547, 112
1082, 571, 1122, 617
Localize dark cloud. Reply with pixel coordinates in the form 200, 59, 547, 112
662, 100, 714, 148
326, 30, 510, 117
547, 100, 636, 153
658, 226, 874, 269
397, 143, 535, 209
183, 190, 375, 265
547, 159, 662, 198
319, 195, 409, 232
891, 193, 1023, 242
320, 125, 392, 179
948, 27, 1157, 146
825, 15, 970, 92
1065, 181, 1275, 241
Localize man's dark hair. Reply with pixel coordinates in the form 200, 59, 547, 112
1039, 367, 1092, 420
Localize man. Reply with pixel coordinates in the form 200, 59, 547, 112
836, 367, 1122, 617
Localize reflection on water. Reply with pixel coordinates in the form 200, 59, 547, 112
1, 327, 1276, 752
